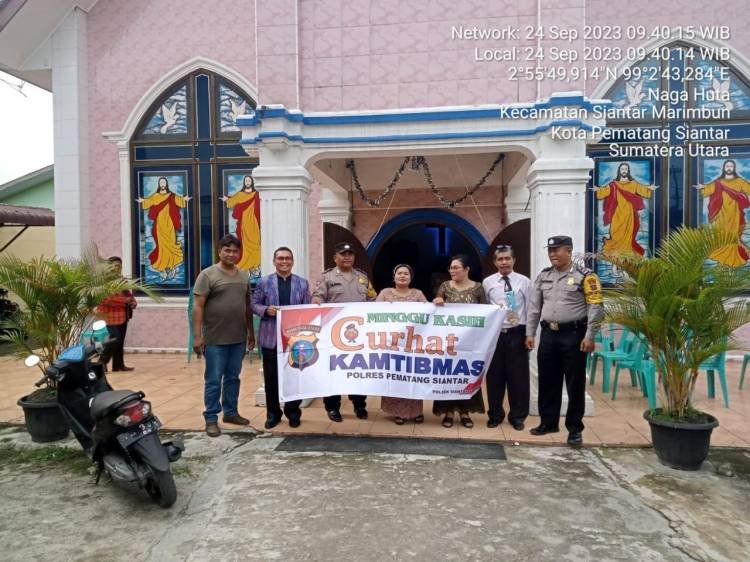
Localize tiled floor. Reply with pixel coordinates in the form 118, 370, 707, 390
1, 353, 748, 447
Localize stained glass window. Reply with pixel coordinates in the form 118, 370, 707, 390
130, 71, 259, 294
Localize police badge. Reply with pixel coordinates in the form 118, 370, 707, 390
285, 321, 323, 371
288, 332, 319, 370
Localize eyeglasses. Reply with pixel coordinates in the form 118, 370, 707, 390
495, 244, 513, 251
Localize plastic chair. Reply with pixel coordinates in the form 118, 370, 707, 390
740, 353, 750, 390
590, 327, 639, 394
587, 323, 615, 383
636, 357, 658, 410
610, 338, 649, 402
700, 350, 729, 408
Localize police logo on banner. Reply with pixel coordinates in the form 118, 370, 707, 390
285, 324, 322, 371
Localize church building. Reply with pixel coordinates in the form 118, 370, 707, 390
1, 0, 748, 349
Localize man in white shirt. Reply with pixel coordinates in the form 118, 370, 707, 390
482, 245, 532, 431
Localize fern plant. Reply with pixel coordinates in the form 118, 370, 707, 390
601, 225, 750, 420
0, 246, 160, 383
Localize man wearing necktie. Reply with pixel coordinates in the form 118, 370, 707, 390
482, 245, 532, 431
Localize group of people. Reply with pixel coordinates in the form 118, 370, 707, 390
191, 233, 603, 446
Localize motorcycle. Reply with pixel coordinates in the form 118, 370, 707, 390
25, 320, 184, 508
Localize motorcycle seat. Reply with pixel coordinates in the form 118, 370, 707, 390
91, 389, 143, 421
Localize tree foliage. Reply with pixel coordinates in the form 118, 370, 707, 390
601, 226, 750, 420
0, 247, 161, 381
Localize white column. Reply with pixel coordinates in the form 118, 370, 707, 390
251, 165, 312, 280
318, 186, 351, 229
526, 156, 593, 277
52, 8, 89, 259
113, 141, 133, 276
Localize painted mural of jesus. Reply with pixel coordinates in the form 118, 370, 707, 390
136, 176, 191, 280
695, 159, 750, 267
593, 162, 658, 256
221, 174, 261, 276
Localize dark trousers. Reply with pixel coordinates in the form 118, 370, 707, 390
537, 326, 588, 433
261, 347, 301, 421
323, 394, 366, 412
106, 322, 128, 370
486, 327, 529, 423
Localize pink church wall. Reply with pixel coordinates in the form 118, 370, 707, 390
296, 0, 750, 111
81, 0, 750, 348
86, 0, 258, 348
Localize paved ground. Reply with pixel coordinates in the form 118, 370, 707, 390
2, 354, 749, 447
1, 426, 748, 561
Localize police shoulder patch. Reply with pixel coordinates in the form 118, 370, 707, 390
582, 273, 603, 304
575, 265, 593, 276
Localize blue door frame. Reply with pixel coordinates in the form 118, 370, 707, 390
365, 209, 489, 260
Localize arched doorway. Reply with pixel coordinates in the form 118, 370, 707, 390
367, 210, 489, 299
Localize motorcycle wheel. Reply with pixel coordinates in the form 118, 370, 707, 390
145, 468, 177, 508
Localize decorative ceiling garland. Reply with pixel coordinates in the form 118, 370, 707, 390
347, 154, 505, 209
347, 157, 410, 208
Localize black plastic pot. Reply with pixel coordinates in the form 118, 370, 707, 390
17, 395, 70, 443
644, 410, 718, 471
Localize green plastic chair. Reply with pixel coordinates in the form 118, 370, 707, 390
590, 327, 639, 394
610, 338, 649, 401
587, 323, 615, 383
700, 350, 729, 408
740, 353, 750, 390
636, 357, 658, 410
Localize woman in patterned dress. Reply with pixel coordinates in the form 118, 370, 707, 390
432, 254, 487, 428
376, 264, 428, 424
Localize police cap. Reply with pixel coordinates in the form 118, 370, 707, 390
334, 242, 356, 254
545, 235, 573, 248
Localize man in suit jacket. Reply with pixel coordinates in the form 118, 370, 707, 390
251, 246, 310, 428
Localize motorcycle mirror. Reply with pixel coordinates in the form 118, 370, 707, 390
92, 320, 107, 331
24, 355, 41, 368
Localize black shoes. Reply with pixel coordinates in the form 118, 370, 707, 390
264, 417, 280, 430
327, 410, 343, 422
327, 409, 366, 422
567, 431, 583, 446
487, 418, 524, 430
530, 424, 560, 436
288, 417, 301, 428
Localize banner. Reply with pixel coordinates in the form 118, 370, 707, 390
277, 302, 505, 401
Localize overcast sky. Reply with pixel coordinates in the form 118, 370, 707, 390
0, 70, 53, 185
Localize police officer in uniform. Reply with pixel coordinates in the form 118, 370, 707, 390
525, 235, 603, 446
311, 241, 377, 422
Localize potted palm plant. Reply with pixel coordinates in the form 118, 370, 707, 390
0, 246, 160, 442
601, 225, 750, 470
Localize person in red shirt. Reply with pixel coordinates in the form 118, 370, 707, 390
97, 256, 137, 371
